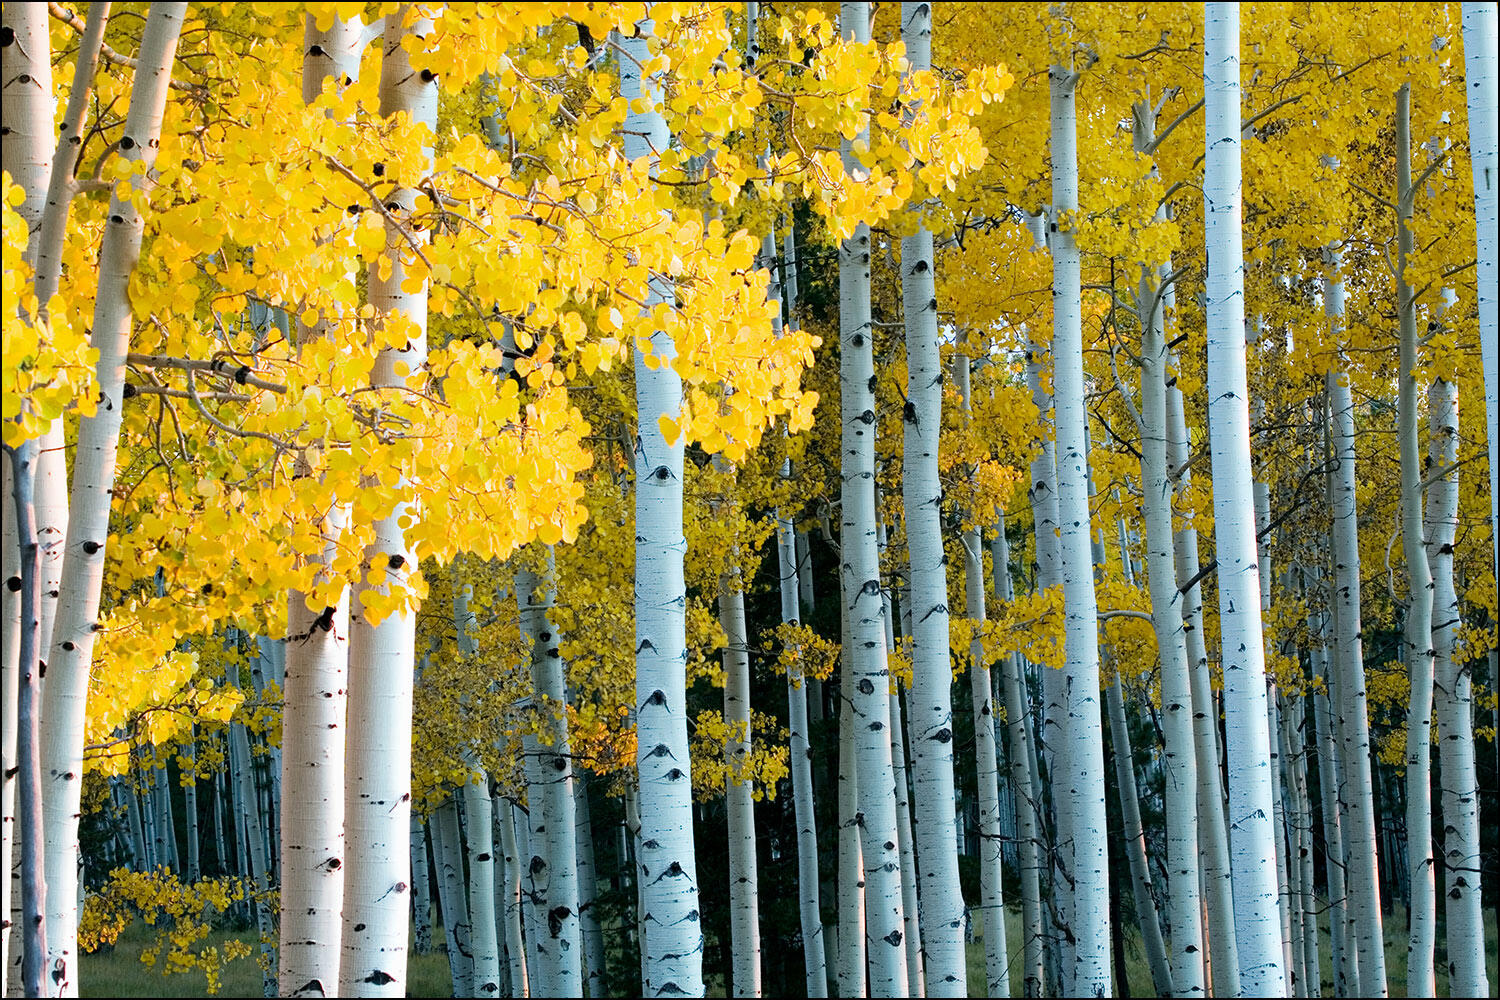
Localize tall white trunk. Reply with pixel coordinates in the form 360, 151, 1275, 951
461, 774, 500, 997
432, 797, 473, 997
517, 559, 581, 994
1391, 83, 1437, 998
953, 357, 1007, 998
991, 524, 1045, 998
1461, 1, 1499, 637
1203, 7, 1287, 993
410, 815, 433, 955
1132, 185, 1204, 996
1048, 56, 1111, 997
339, 12, 436, 994
38, 9, 187, 990
2, 459, 18, 998
835, 6, 907, 995
1428, 377, 1487, 997
496, 798, 528, 998
898, 8, 966, 995
620, 22, 703, 994
772, 312, 827, 1000
836, 577, 865, 999
279, 18, 361, 996
721, 550, 761, 998
573, 775, 607, 997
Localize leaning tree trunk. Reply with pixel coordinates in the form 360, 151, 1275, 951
339, 12, 437, 995
279, 17, 362, 997
1048, 53, 1112, 998
620, 21, 704, 997
898, 7, 967, 995
37, 9, 187, 991
1203, 6, 1287, 994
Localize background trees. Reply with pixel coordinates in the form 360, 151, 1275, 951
1, 3, 1496, 999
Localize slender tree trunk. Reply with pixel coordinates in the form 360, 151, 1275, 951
497, 798, 529, 998
720, 546, 761, 998
1203, 7, 1287, 993
992, 523, 1045, 998
411, 815, 434, 956
7, 444, 49, 999
774, 449, 827, 997
462, 773, 501, 997
1048, 54, 1112, 997
1392, 83, 1438, 998
898, 7, 966, 994
1461, 1, 1499, 654
2, 460, 18, 998
953, 357, 1008, 998
279, 17, 362, 996
228, 670, 277, 997
432, 796, 473, 998
573, 774, 606, 997
837, 573, 865, 999
38, 9, 187, 990
620, 21, 704, 995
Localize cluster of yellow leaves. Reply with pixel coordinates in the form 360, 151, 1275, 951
79, 868, 256, 996
0, 175, 98, 447
688, 708, 790, 802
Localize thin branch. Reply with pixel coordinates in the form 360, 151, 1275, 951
48, 2, 202, 93
127, 352, 287, 393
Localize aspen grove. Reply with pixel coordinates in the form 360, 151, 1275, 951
4, 3, 1500, 998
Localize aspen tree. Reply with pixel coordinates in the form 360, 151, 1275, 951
573, 776, 607, 997
990, 522, 1044, 998
38, 8, 187, 990
496, 796, 528, 998
836, 573, 865, 999
1393, 82, 1437, 999
1203, 5, 1287, 993
954, 354, 1008, 998
898, 4, 966, 995
1047, 40, 1112, 997
621, 18, 704, 996
339, 9, 437, 994
278, 17, 362, 996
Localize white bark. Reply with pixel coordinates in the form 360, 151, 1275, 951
620, 22, 703, 993
1048, 57, 1111, 997
991, 524, 1045, 998
339, 12, 436, 994
410, 815, 433, 956
279, 18, 361, 996
898, 9, 966, 994
1427, 376, 1486, 998
1203, 7, 1287, 993
1132, 180, 1204, 995
720, 552, 760, 998
2, 459, 17, 999
517, 559, 581, 994
573, 775, 606, 997
836, 577, 865, 999
38, 9, 187, 990
1461, 1, 1500, 646
496, 798, 529, 998
461, 774, 501, 997
954, 357, 1008, 998
771, 261, 827, 1000
432, 796, 473, 997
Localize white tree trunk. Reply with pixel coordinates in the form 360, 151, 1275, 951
279, 17, 362, 996
1426, 376, 1486, 998
496, 798, 529, 998
462, 773, 501, 997
1203, 7, 1287, 993
37, 9, 187, 990
517, 559, 581, 994
1392, 83, 1437, 998
954, 357, 1008, 998
898, 9, 967, 994
1047, 57, 1112, 997
720, 553, 761, 998
836, 577, 865, 1000
1132, 205, 1204, 997
339, 12, 436, 994
620, 22, 703, 993
227, 668, 277, 997
991, 524, 1045, 998
432, 796, 473, 997
2, 458, 17, 999
410, 815, 433, 956
573, 775, 606, 997
1461, 1, 1499, 644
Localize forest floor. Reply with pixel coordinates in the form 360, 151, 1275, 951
78, 901, 1500, 997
